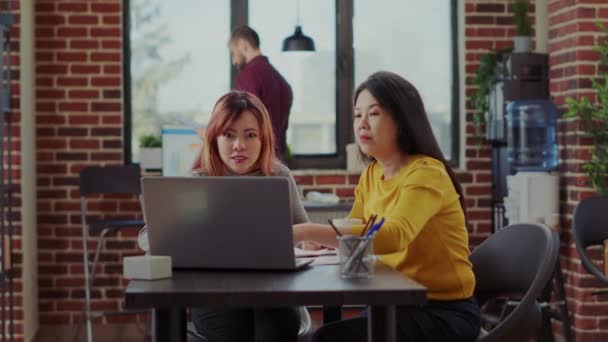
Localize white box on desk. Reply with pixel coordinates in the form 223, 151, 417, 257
123, 255, 172, 280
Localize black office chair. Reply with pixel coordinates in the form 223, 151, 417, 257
471, 223, 559, 342
572, 195, 608, 289
75, 165, 146, 342
187, 322, 210, 341
186, 307, 312, 341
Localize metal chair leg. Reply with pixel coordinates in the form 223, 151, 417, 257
539, 260, 573, 342
553, 260, 573, 342
80, 200, 94, 342
73, 227, 109, 342
90, 228, 110, 285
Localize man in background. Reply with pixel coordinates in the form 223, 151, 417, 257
229, 25, 293, 158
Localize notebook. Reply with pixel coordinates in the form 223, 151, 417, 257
141, 176, 312, 270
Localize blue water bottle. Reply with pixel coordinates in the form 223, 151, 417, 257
505, 99, 558, 171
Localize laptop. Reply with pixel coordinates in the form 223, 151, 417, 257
141, 176, 312, 270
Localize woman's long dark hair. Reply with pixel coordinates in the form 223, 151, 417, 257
354, 71, 468, 220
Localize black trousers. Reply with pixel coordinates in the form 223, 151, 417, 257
311, 298, 481, 342
190, 307, 300, 342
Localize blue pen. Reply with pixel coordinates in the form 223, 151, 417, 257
365, 217, 385, 237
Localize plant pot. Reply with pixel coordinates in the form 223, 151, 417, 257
513, 36, 531, 53
139, 147, 162, 170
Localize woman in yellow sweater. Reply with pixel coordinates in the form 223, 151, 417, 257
293, 71, 481, 341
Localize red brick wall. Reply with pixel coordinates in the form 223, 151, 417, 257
548, 1, 608, 341
34, 0, 146, 332
4, 0, 599, 341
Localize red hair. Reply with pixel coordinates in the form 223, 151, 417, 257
202, 91, 278, 176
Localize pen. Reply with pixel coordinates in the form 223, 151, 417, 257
360, 214, 377, 237
327, 219, 343, 237
365, 217, 385, 237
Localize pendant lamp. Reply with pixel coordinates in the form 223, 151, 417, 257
282, 0, 315, 52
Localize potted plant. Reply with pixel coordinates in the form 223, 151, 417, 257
512, 0, 532, 53
471, 48, 514, 141
139, 133, 162, 170
564, 23, 608, 195
472, 52, 500, 139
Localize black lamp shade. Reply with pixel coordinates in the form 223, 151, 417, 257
282, 25, 315, 52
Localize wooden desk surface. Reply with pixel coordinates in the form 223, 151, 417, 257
125, 264, 426, 309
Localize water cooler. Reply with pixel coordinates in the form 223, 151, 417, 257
486, 52, 573, 342
503, 98, 559, 229
486, 52, 559, 231
504, 172, 559, 227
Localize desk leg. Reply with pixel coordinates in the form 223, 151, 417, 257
153, 307, 186, 342
323, 306, 342, 324
368, 305, 396, 342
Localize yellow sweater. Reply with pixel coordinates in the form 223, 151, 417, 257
350, 155, 475, 300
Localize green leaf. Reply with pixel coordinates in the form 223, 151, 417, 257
139, 133, 162, 148
569, 23, 608, 194
469, 50, 503, 139
513, 0, 531, 36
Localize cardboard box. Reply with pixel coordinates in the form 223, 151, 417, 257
123, 255, 172, 280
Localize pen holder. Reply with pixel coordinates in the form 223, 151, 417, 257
337, 235, 377, 279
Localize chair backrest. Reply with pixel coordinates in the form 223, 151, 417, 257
471, 223, 559, 342
79, 165, 142, 196
572, 195, 608, 283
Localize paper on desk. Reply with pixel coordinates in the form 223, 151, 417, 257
294, 247, 337, 258
310, 255, 340, 266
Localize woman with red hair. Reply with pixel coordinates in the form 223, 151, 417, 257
190, 91, 307, 342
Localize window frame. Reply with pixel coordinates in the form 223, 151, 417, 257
123, 0, 459, 168
123, 0, 132, 165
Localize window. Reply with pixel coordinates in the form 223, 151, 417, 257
354, 0, 457, 160
250, 0, 337, 155
125, 0, 230, 162
124, 0, 459, 167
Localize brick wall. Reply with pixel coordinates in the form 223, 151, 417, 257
548, 1, 608, 341
26, 0, 507, 332
34, 0, 147, 333
5, 0, 600, 341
